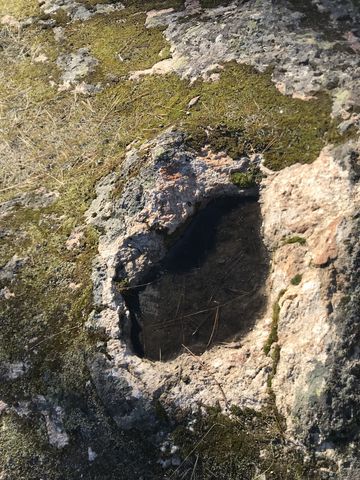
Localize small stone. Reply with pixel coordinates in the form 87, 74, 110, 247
0, 401, 8, 415
187, 95, 200, 108
88, 447, 97, 462
0, 287, 15, 300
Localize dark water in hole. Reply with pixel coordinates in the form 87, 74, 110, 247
123, 197, 269, 361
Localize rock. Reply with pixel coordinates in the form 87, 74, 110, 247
39, 0, 124, 23
0, 255, 28, 283
134, 0, 360, 116
187, 95, 200, 108
338, 114, 360, 134
57, 48, 98, 90
35, 396, 69, 449
86, 129, 359, 462
66, 226, 85, 250
86, 129, 267, 428
0, 361, 29, 380
0, 15, 21, 29
262, 140, 360, 450
0, 188, 59, 219
0, 401, 8, 415
88, 447, 97, 462
1, 0, 360, 475
0, 287, 15, 300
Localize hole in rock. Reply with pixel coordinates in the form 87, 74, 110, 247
123, 196, 269, 361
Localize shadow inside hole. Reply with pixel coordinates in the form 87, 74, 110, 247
123, 196, 269, 361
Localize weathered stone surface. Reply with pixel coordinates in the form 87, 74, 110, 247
87, 124, 360, 476
138, 0, 360, 119
0, 188, 59, 219
39, 0, 124, 22
1, 0, 360, 477
0, 255, 28, 283
262, 141, 360, 452
57, 48, 99, 90
86, 129, 269, 427
35, 396, 69, 449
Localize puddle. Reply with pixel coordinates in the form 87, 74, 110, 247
123, 196, 269, 361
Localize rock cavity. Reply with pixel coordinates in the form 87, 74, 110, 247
123, 196, 268, 361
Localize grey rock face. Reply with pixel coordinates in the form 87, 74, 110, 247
0, 188, 59, 218
139, 0, 360, 119
35, 396, 69, 449
0, 255, 28, 283
57, 48, 99, 90
39, 0, 124, 22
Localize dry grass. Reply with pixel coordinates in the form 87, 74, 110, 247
0, 0, 39, 19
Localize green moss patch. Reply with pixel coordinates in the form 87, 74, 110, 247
180, 64, 337, 170
122, 0, 184, 10
63, 8, 170, 81
291, 274, 303, 286
231, 166, 262, 188
263, 301, 280, 356
283, 235, 306, 246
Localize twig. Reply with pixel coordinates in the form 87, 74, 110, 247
168, 423, 219, 479
29, 323, 81, 351
151, 287, 256, 331
206, 306, 219, 349
190, 455, 199, 480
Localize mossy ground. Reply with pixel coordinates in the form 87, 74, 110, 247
0, 2, 348, 478
200, 0, 232, 8
170, 405, 329, 480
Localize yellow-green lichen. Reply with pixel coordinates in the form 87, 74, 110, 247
282, 235, 306, 246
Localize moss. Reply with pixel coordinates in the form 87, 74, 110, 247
271, 343, 281, 375
291, 274, 303, 286
267, 343, 281, 389
231, 166, 262, 189
114, 278, 130, 293
0, 26, 59, 106
63, 8, 170, 81
154, 399, 170, 423
94, 63, 337, 174
181, 64, 336, 170
339, 295, 351, 307
171, 405, 323, 480
282, 235, 306, 246
263, 301, 280, 355
122, 0, 184, 10
200, 0, 232, 8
